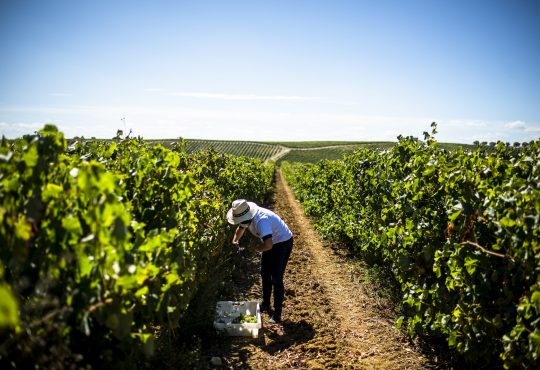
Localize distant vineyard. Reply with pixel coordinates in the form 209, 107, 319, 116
184, 139, 284, 160
276, 143, 395, 164
263, 141, 378, 148
143, 139, 476, 163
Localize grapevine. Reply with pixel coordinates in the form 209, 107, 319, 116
0, 125, 273, 368
282, 123, 540, 368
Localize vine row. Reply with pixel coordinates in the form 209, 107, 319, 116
282, 123, 539, 368
0, 125, 273, 368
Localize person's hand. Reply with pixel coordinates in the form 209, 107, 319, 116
232, 241, 245, 251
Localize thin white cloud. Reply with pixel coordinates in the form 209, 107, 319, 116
503, 120, 540, 134
0, 122, 44, 137
505, 120, 527, 130
0, 106, 96, 115
173, 92, 318, 101
1, 104, 539, 143
0, 122, 42, 129
525, 126, 540, 133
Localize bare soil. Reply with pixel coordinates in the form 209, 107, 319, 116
204, 170, 442, 369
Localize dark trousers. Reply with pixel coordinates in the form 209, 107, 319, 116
260, 237, 293, 317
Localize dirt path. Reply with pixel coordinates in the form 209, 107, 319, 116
207, 170, 437, 369
269, 146, 291, 162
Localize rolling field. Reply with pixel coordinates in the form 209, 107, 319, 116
174, 139, 475, 164
72, 138, 478, 163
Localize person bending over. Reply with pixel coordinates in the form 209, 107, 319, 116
227, 199, 293, 324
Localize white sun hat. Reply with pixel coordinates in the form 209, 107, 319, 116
226, 199, 259, 225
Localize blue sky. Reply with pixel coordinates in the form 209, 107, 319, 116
1, 0, 539, 143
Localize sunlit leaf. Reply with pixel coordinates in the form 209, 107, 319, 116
0, 285, 19, 328
14, 217, 32, 240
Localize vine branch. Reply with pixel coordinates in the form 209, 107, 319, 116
461, 241, 515, 263
88, 298, 113, 313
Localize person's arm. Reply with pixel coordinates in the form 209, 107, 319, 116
253, 235, 273, 252
232, 226, 246, 246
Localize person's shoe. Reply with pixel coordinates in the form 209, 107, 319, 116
268, 315, 281, 324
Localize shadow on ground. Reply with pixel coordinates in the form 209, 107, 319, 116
208, 318, 315, 368
261, 319, 315, 354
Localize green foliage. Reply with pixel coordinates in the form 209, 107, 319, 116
0, 127, 273, 368
277, 142, 475, 164
278, 146, 369, 164
282, 123, 540, 368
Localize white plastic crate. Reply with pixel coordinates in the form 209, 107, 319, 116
213, 301, 262, 338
